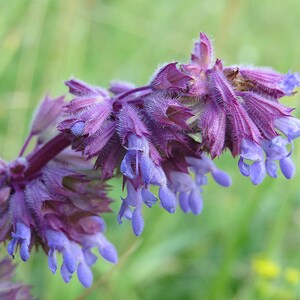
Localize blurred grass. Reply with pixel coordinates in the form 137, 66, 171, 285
1, 0, 300, 299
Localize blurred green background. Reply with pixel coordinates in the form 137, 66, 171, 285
1, 0, 300, 299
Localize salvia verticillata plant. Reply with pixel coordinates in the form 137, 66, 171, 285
1, 33, 300, 289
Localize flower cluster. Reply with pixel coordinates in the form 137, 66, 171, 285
0, 97, 117, 288
0, 32, 299, 289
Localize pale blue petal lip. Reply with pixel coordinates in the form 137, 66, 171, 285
188, 189, 203, 215
7, 239, 17, 258
77, 262, 93, 288
250, 161, 266, 185
238, 158, 250, 177
120, 151, 136, 179
212, 169, 232, 187
63, 250, 77, 274
118, 201, 132, 224
179, 192, 190, 213
48, 249, 57, 274
158, 186, 176, 213
20, 240, 30, 262
98, 242, 118, 264
132, 208, 144, 236
280, 157, 295, 179
60, 263, 72, 283
140, 153, 156, 184
240, 139, 264, 161
83, 249, 98, 267
265, 159, 278, 178
7, 222, 31, 261
141, 188, 157, 207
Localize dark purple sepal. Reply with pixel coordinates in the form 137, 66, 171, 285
65, 78, 108, 97
150, 62, 192, 92
117, 104, 149, 144
31, 95, 65, 135
191, 32, 213, 70
238, 67, 285, 99
237, 91, 292, 139
208, 69, 261, 156
199, 99, 226, 158
84, 121, 116, 158
109, 81, 136, 95
145, 94, 193, 130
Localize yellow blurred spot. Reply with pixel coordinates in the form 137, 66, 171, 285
252, 257, 280, 279
4, 32, 20, 49
284, 268, 300, 285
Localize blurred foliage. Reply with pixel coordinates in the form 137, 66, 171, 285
0, 0, 300, 299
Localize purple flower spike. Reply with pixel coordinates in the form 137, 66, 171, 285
2, 32, 299, 289
7, 222, 31, 262
182, 33, 299, 169
280, 157, 295, 179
